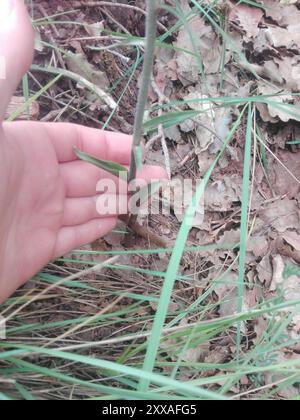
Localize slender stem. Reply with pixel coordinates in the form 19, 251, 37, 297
129, 0, 158, 183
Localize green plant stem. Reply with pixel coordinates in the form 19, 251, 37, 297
129, 0, 158, 183
127, 0, 159, 234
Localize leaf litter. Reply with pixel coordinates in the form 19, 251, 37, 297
149, 0, 300, 396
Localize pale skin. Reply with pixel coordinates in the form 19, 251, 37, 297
0, 0, 166, 303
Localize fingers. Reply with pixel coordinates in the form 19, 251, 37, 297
61, 162, 168, 198
0, 0, 34, 120
53, 217, 117, 259
62, 195, 129, 226
45, 122, 136, 164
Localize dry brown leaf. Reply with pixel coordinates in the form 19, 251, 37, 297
174, 2, 221, 85
217, 229, 241, 247
270, 254, 286, 291
269, 150, 300, 198
204, 347, 230, 364
257, 83, 300, 122
181, 342, 210, 363
253, 317, 268, 344
183, 91, 216, 151
252, 29, 272, 53
213, 273, 253, 323
85, 21, 104, 37
229, 4, 264, 38
275, 236, 300, 264
266, 26, 300, 49
257, 254, 273, 285
248, 236, 269, 258
205, 175, 241, 212
174, 14, 210, 85
282, 231, 300, 252
270, 253, 300, 340
259, 198, 300, 233
273, 55, 300, 92
259, 0, 300, 27
264, 351, 300, 399
256, 102, 279, 124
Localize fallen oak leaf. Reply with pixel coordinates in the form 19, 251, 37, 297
269, 149, 300, 198
265, 26, 300, 49
229, 4, 264, 39
259, 198, 300, 233
282, 231, 300, 252
257, 82, 300, 122
275, 237, 300, 264
257, 0, 300, 27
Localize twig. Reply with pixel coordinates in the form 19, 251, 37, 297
37, 4, 59, 38
119, 215, 168, 249
128, 217, 168, 249
101, 8, 131, 36
70, 1, 167, 32
31, 64, 117, 110
177, 150, 196, 169
145, 132, 163, 150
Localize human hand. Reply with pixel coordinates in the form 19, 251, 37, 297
0, 0, 166, 303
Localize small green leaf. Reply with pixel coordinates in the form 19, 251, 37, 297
286, 140, 300, 145
143, 110, 199, 132
74, 148, 128, 179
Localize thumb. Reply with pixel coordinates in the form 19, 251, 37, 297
0, 0, 34, 121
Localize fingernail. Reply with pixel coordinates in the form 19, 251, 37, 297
0, 0, 15, 23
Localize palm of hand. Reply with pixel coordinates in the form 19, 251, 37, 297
0, 123, 65, 299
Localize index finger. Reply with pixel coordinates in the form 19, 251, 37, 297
44, 122, 134, 165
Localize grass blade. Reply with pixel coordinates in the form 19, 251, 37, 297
236, 104, 253, 355
74, 148, 128, 178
